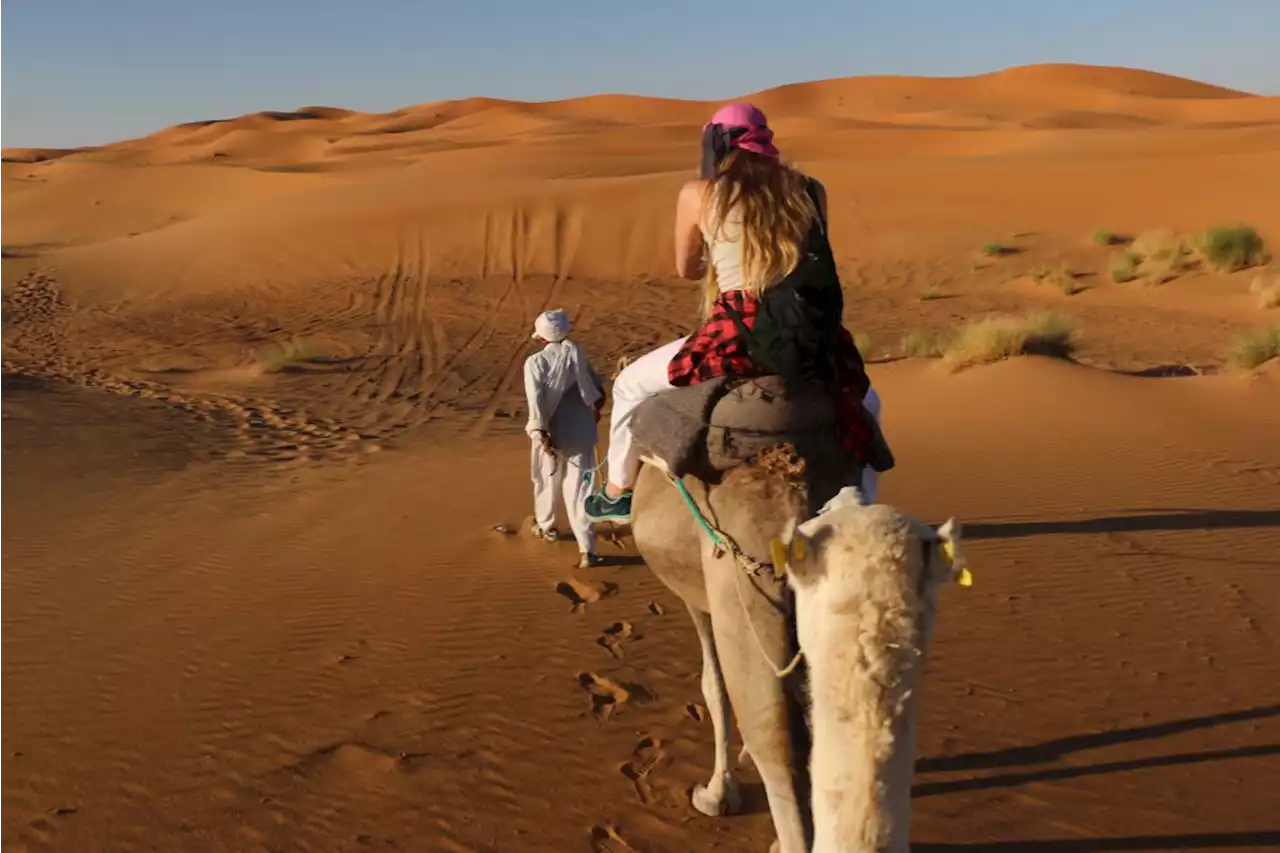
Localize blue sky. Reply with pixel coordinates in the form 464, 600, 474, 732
4, 0, 1279, 148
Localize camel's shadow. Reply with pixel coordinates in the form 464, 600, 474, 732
913, 830, 1280, 851
964, 507, 1280, 540
916, 703, 1280, 774
910, 704, 1280, 848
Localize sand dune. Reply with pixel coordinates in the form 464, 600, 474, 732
4, 63, 1280, 852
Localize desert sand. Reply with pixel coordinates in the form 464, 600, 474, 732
4, 63, 1280, 852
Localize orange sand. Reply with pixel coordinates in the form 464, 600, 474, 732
5, 63, 1280, 852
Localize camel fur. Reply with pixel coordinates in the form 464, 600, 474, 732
630, 451, 964, 853
781, 487, 966, 852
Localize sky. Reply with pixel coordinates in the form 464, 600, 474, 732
4, 0, 1279, 148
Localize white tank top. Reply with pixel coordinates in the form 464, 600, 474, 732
701, 194, 748, 293
701, 185, 817, 293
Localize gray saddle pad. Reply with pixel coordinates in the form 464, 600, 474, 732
631, 375, 892, 481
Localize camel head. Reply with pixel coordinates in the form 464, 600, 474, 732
772, 486, 970, 626
768, 486, 970, 853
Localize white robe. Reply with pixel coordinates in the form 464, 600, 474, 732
524, 340, 603, 553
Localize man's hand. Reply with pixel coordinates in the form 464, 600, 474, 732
533, 429, 555, 456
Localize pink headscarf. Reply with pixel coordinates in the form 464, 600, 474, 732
706, 102, 780, 159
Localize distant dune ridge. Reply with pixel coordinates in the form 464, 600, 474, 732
4, 62, 1278, 305
3, 62, 1272, 166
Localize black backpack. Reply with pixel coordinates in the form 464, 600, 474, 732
722, 180, 846, 386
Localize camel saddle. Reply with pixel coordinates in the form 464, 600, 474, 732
630, 375, 894, 482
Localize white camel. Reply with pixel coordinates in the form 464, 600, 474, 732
780, 486, 968, 852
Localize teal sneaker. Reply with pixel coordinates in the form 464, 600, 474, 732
585, 490, 633, 524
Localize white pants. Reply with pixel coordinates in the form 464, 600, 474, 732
605, 337, 688, 490
606, 336, 887, 499
532, 442, 596, 553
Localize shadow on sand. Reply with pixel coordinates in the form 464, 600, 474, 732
918, 704, 1280, 773
914, 831, 1280, 851
965, 508, 1280, 541
911, 705, 1280, 847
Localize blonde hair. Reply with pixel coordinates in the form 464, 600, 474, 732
699, 150, 818, 318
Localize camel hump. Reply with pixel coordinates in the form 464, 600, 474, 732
632, 376, 845, 481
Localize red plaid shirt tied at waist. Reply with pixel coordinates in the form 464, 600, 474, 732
666, 289, 874, 463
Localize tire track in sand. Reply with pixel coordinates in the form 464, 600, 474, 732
338, 228, 454, 434
468, 207, 580, 438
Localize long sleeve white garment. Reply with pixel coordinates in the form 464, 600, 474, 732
523, 339, 602, 443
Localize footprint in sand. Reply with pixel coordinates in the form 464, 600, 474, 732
619, 736, 666, 805
596, 621, 638, 659
578, 672, 630, 720
589, 824, 637, 853
556, 579, 619, 613
647, 601, 665, 617
577, 673, 654, 720
685, 703, 707, 723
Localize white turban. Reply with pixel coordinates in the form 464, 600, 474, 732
533, 309, 571, 343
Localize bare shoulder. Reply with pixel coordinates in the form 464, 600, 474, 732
678, 178, 710, 209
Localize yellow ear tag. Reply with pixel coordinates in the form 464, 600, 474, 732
957, 568, 973, 587
769, 539, 789, 576
791, 536, 807, 563
941, 541, 956, 562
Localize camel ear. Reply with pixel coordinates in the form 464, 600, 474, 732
774, 517, 828, 583
933, 517, 972, 587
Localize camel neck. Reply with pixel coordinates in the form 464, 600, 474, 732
802, 603, 929, 853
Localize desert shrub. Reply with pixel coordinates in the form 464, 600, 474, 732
1031, 263, 1082, 295
1110, 230, 1197, 284
1250, 272, 1279, 309
943, 311, 1074, 368
1144, 244, 1193, 284
1199, 225, 1268, 271
1110, 251, 1141, 283
981, 242, 1013, 257
900, 330, 943, 358
1224, 326, 1280, 369
1092, 228, 1120, 246
1131, 229, 1185, 259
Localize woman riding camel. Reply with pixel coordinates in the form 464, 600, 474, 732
585, 103, 882, 524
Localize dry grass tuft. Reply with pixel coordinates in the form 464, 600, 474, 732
1110, 251, 1142, 283
1031, 263, 1083, 295
256, 338, 318, 373
1130, 230, 1195, 283
1224, 326, 1280, 370
1250, 271, 1280, 310
900, 330, 944, 359
943, 311, 1074, 368
1091, 228, 1124, 246
1198, 225, 1269, 271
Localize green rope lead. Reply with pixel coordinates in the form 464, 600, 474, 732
667, 474, 724, 546
664, 473, 765, 574
663, 472, 799, 676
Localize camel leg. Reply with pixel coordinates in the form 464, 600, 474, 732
687, 605, 742, 817
704, 553, 810, 853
